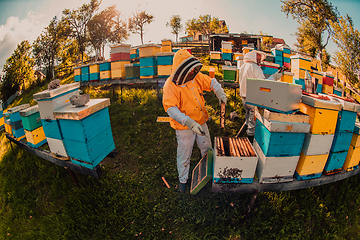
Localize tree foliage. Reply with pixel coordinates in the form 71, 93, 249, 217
88, 5, 128, 60
281, 0, 338, 71
185, 14, 228, 38
330, 15, 360, 86
166, 15, 182, 43
128, 11, 154, 45
0, 40, 35, 101
62, 0, 100, 63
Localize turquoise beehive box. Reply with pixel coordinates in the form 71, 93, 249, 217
19, 105, 42, 131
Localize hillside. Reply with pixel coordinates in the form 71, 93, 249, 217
1, 72, 360, 239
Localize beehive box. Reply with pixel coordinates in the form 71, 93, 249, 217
290, 55, 311, 70
81, 66, 89, 82
111, 52, 130, 61
190, 150, 213, 194
221, 48, 232, 53
333, 87, 343, 97
301, 133, 334, 156
140, 57, 157, 67
25, 126, 47, 148
125, 63, 140, 79
0, 117, 4, 127
221, 52, 232, 61
130, 47, 139, 59
323, 72, 335, 86
351, 123, 360, 148
41, 119, 62, 139
233, 52, 243, 62
8, 104, 30, 122
291, 68, 307, 79
324, 151, 349, 173
312, 70, 323, 84
213, 137, 258, 184
100, 70, 111, 80
89, 73, 100, 81
254, 110, 310, 157
19, 105, 42, 131
260, 62, 279, 76
222, 65, 237, 83
138, 44, 161, 58
254, 140, 299, 183
74, 68, 81, 76
280, 71, 294, 83
161, 40, 172, 53
54, 99, 115, 169
33, 82, 80, 120
221, 41, 232, 50
99, 61, 111, 71
157, 65, 172, 77
156, 52, 174, 65
295, 152, 329, 180
322, 84, 333, 94
111, 61, 130, 79
110, 43, 131, 54
46, 137, 68, 157
343, 145, 360, 171
246, 78, 302, 114
210, 51, 221, 60
89, 64, 99, 73
300, 94, 341, 134
140, 66, 157, 78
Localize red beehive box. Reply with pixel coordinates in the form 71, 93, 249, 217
111, 52, 130, 61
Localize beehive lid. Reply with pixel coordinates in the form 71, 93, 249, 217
33, 82, 80, 100
256, 106, 310, 124
260, 62, 280, 68
19, 105, 39, 116
7, 103, 30, 114
290, 54, 312, 61
53, 98, 110, 120
301, 94, 341, 111
283, 71, 294, 76
222, 65, 237, 71
324, 94, 360, 112
156, 52, 175, 57
110, 43, 131, 49
324, 72, 335, 78
138, 44, 161, 49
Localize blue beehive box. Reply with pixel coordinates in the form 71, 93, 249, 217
53, 99, 115, 169
74, 75, 81, 82
99, 62, 111, 71
140, 66, 157, 77
41, 119, 63, 140
8, 104, 30, 122
283, 57, 291, 63
222, 52, 232, 61
140, 57, 157, 67
316, 83, 323, 93
294, 78, 305, 90
156, 53, 174, 65
12, 128, 25, 138
89, 72, 100, 81
81, 74, 89, 82
81, 66, 89, 74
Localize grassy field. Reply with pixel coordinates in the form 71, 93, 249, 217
1, 70, 360, 239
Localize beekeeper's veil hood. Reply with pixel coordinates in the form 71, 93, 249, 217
171, 49, 203, 85
243, 50, 267, 64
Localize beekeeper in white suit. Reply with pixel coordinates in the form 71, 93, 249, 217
163, 49, 227, 193
237, 50, 282, 142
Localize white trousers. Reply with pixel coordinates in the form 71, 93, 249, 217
241, 97, 255, 136
175, 123, 212, 183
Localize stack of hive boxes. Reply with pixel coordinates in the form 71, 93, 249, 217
291, 54, 312, 90
80, 65, 90, 82
323, 95, 360, 174
0, 101, 3, 128
213, 137, 258, 184
280, 45, 291, 69
33, 82, 80, 157
74, 67, 81, 82
99, 61, 111, 81
110, 44, 131, 80
241, 39, 248, 48
138, 44, 161, 79
3, 112, 11, 135
161, 39, 172, 53
221, 41, 232, 61
295, 94, 340, 180
254, 107, 310, 183
156, 52, 174, 78
89, 63, 100, 81
53, 98, 115, 169
20, 105, 47, 148
344, 123, 360, 171
272, 47, 283, 67
322, 72, 335, 94
233, 52, 243, 62
312, 70, 323, 93
130, 47, 139, 60
7, 104, 30, 139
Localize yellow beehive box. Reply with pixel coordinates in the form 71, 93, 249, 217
74, 68, 81, 76
130, 47, 138, 55
291, 55, 311, 70
89, 64, 100, 73
138, 44, 161, 58
5, 123, 12, 134
158, 65, 172, 76
243, 47, 253, 54
0, 117, 4, 126
280, 72, 294, 83
242, 39, 248, 45
233, 52, 243, 61
283, 53, 290, 58
221, 48, 232, 53
351, 134, 360, 148
111, 69, 125, 79
162, 39, 171, 46
296, 152, 329, 176
312, 70, 323, 84
210, 51, 221, 60
161, 46, 172, 53
343, 145, 360, 171
322, 84, 333, 94
111, 61, 130, 71
299, 102, 339, 135
25, 126, 46, 145
100, 70, 111, 79
291, 68, 307, 79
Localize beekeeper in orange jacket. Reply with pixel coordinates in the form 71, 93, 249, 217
163, 49, 227, 193
238, 50, 282, 141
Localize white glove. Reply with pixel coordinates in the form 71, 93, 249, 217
185, 118, 205, 135
215, 88, 227, 106
269, 72, 283, 81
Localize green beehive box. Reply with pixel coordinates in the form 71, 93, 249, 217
20, 105, 42, 131
125, 63, 140, 79
222, 65, 237, 83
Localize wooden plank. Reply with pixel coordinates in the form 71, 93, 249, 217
190, 150, 213, 194
156, 117, 170, 123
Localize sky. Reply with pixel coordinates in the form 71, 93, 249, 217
0, 0, 359, 75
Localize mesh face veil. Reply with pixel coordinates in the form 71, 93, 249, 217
172, 56, 203, 85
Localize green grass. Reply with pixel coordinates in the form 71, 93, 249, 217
1, 74, 360, 239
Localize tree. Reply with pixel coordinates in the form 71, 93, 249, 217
185, 14, 228, 38
281, 0, 338, 71
62, 0, 100, 63
33, 16, 69, 80
128, 11, 154, 45
88, 5, 128, 60
330, 14, 360, 86
0, 40, 35, 101
166, 15, 182, 43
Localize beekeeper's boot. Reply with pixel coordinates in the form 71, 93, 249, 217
179, 182, 187, 193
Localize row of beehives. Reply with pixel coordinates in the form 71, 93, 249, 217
2, 82, 115, 170
213, 79, 360, 184
73, 40, 189, 82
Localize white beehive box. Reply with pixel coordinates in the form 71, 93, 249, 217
46, 137, 68, 157
246, 78, 302, 113
301, 133, 335, 156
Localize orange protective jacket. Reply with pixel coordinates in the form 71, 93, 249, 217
162, 50, 212, 130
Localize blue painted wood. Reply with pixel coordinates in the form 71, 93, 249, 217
130, 54, 137, 59
81, 66, 89, 74
41, 119, 63, 140
74, 75, 81, 82
324, 150, 348, 172
221, 53, 232, 61
334, 110, 356, 133
157, 55, 173, 65
27, 139, 47, 148
213, 177, 253, 184
316, 83, 323, 93
283, 57, 291, 63
295, 171, 322, 180
283, 48, 291, 54
99, 62, 111, 71
261, 67, 278, 75
294, 78, 305, 90
275, 61, 283, 67
247, 103, 299, 114
58, 108, 110, 142
140, 66, 157, 76
330, 131, 353, 152
275, 55, 283, 62
9, 112, 21, 122
89, 72, 100, 81
12, 128, 25, 138
254, 119, 306, 157
81, 73, 89, 82
64, 126, 115, 164
334, 89, 342, 96
273, 49, 283, 56
139, 57, 157, 67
